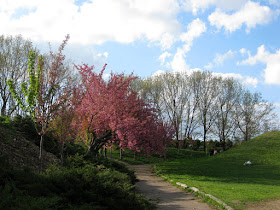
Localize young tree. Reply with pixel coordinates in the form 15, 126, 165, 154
8, 35, 70, 172
72, 64, 173, 156
48, 78, 76, 165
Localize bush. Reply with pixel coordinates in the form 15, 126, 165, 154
193, 140, 201, 150
0, 154, 153, 209
0, 116, 12, 128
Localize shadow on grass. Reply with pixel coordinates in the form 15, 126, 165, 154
159, 148, 280, 186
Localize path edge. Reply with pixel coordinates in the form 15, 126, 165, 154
154, 165, 234, 210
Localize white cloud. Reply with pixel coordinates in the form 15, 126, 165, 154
204, 62, 213, 70
213, 72, 258, 87
204, 50, 235, 70
214, 50, 235, 65
160, 33, 175, 50
208, 1, 273, 33
239, 48, 249, 55
0, 0, 181, 46
159, 52, 172, 65
151, 69, 165, 77
238, 45, 280, 85
238, 45, 269, 65
181, 0, 247, 15
171, 48, 190, 72
180, 18, 207, 44
244, 77, 258, 87
97, 52, 109, 58
104, 52, 109, 58
171, 18, 206, 72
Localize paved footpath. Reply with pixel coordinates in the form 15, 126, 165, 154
127, 164, 213, 210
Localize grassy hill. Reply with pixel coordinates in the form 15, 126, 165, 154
155, 132, 280, 209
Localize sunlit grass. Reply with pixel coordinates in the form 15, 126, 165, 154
117, 131, 280, 209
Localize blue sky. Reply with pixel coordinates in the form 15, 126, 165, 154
1, 0, 280, 113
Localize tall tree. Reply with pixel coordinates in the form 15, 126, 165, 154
139, 72, 188, 149
212, 77, 242, 150
195, 71, 218, 151
0, 35, 36, 116
183, 72, 201, 147
235, 90, 274, 141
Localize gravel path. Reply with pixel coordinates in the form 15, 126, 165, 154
127, 164, 213, 210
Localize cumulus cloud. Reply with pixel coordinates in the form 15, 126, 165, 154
204, 50, 235, 70
238, 45, 280, 85
214, 50, 235, 65
171, 48, 190, 72
212, 72, 258, 87
160, 33, 175, 50
204, 62, 213, 70
159, 52, 172, 65
180, 18, 207, 45
171, 18, 206, 72
0, 0, 180, 46
208, 1, 273, 33
181, 0, 247, 15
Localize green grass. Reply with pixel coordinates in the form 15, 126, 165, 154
116, 132, 280, 209
156, 132, 280, 209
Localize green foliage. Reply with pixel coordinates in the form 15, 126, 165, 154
7, 50, 42, 116
0, 154, 153, 209
0, 116, 12, 128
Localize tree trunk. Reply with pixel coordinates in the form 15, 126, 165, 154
1, 100, 7, 116
39, 135, 44, 173
60, 142, 65, 166
120, 148, 123, 160
203, 130, 206, 152
104, 148, 107, 158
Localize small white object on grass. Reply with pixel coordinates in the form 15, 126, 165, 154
243, 161, 252, 165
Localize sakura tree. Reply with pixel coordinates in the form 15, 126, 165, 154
72, 64, 173, 156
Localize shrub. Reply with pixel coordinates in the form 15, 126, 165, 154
0, 116, 12, 128
0, 154, 153, 209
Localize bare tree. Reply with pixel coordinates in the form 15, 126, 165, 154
181, 72, 200, 148
211, 77, 242, 150
195, 71, 218, 151
235, 90, 274, 141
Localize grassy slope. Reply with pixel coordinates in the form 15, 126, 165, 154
156, 132, 280, 209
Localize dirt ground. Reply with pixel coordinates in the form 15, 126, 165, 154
127, 164, 213, 210
247, 199, 280, 210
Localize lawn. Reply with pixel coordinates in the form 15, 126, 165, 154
116, 131, 280, 209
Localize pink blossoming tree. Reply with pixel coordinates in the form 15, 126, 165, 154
72, 64, 173, 157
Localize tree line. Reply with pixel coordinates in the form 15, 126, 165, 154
0, 34, 278, 169
133, 70, 278, 151
0, 34, 173, 171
